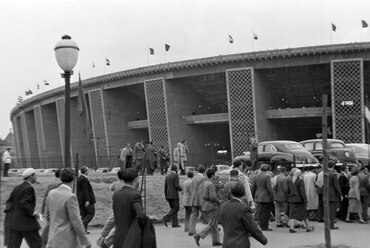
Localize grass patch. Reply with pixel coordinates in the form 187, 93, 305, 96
0, 173, 186, 228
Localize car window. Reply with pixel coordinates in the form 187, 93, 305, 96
264, 144, 277, 152
285, 143, 303, 150
302, 142, 314, 151
330, 142, 345, 148
258, 145, 263, 153
315, 142, 323, 150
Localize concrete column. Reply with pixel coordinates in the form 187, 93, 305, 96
331, 59, 364, 143
12, 116, 23, 168
34, 105, 46, 168
89, 89, 109, 168
226, 67, 256, 159
42, 103, 63, 168
20, 112, 31, 167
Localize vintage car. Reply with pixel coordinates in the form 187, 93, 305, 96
300, 139, 357, 167
345, 143, 370, 168
257, 140, 318, 171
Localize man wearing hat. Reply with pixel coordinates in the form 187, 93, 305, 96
5, 168, 42, 248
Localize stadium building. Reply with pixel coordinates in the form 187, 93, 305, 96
10, 42, 370, 168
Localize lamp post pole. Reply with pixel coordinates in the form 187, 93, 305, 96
63, 71, 72, 168
54, 35, 79, 168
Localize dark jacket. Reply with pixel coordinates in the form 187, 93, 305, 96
220, 198, 268, 248
328, 170, 342, 202
287, 177, 307, 204
113, 185, 145, 248
338, 172, 349, 197
358, 171, 370, 196
5, 181, 41, 231
76, 175, 96, 205
164, 172, 182, 199
273, 174, 288, 202
122, 216, 157, 248
251, 171, 274, 202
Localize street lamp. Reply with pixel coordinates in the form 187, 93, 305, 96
54, 35, 79, 168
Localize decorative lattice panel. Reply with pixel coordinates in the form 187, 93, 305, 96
34, 105, 46, 168
89, 90, 108, 162
226, 68, 255, 158
331, 60, 364, 143
144, 79, 169, 153
56, 98, 65, 158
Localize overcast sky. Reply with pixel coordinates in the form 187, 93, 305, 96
1, 0, 370, 139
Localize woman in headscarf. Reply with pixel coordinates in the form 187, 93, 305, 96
287, 168, 314, 233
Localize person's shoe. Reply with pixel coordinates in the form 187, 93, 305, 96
172, 225, 181, 228
306, 226, 314, 232
318, 219, 324, 223
289, 229, 297, 233
359, 220, 366, 224
86, 231, 90, 234
330, 226, 339, 230
188, 232, 195, 236
163, 218, 168, 227
276, 223, 285, 228
212, 242, 223, 246
193, 234, 200, 247
261, 228, 272, 231
345, 219, 352, 223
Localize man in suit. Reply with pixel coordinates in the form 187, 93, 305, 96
193, 169, 222, 247
112, 168, 146, 247
188, 166, 206, 236
337, 164, 349, 221
45, 168, 91, 248
163, 165, 183, 227
5, 168, 42, 248
77, 166, 96, 234
220, 181, 268, 248
181, 171, 194, 232
41, 169, 61, 247
327, 161, 343, 229
272, 166, 288, 227
251, 164, 274, 231
119, 143, 132, 169
358, 166, 370, 222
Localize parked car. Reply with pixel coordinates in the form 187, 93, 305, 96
43, 168, 59, 174
186, 166, 197, 173
109, 167, 121, 174
215, 164, 231, 172
345, 143, 370, 167
95, 167, 110, 173
34, 169, 45, 174
257, 140, 319, 171
300, 139, 357, 167
7, 168, 19, 176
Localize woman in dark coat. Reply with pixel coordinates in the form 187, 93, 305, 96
287, 168, 314, 233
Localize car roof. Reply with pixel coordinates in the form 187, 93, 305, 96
259, 140, 299, 145
300, 139, 344, 143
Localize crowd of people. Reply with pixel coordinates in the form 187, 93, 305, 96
119, 139, 189, 176
3, 151, 370, 248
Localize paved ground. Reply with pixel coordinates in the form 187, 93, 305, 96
2, 219, 369, 248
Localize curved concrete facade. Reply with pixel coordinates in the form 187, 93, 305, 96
10, 42, 370, 169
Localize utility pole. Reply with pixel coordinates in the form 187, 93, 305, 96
322, 94, 331, 248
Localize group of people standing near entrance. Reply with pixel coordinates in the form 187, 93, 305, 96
119, 139, 189, 176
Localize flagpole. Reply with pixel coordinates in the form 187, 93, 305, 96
330, 22, 333, 44
147, 48, 149, 65
165, 50, 167, 63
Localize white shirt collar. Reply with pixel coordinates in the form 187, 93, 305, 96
231, 197, 243, 203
